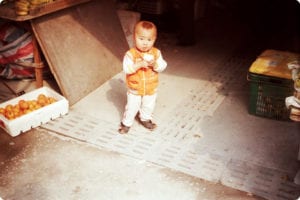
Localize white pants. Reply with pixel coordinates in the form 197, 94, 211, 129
122, 92, 157, 127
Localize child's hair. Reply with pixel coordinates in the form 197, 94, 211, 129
134, 21, 157, 36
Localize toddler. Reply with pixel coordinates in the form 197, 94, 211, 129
119, 20, 167, 134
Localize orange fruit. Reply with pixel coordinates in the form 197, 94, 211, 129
28, 100, 36, 110
5, 104, 13, 112
0, 107, 5, 116
19, 100, 29, 110
0, 94, 57, 120
38, 94, 47, 99
14, 103, 20, 109
35, 104, 41, 110
12, 107, 21, 118
37, 94, 49, 107
5, 110, 15, 120
37, 98, 47, 107
48, 97, 57, 104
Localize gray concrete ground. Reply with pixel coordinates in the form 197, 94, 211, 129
0, 128, 264, 200
1, 7, 300, 200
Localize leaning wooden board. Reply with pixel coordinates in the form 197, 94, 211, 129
31, 0, 128, 105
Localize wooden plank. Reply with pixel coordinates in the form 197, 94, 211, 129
31, 0, 128, 105
0, 0, 91, 21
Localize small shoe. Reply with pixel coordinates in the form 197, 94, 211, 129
140, 120, 157, 130
118, 123, 130, 134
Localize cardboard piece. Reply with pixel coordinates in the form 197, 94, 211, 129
31, 0, 128, 105
117, 9, 140, 48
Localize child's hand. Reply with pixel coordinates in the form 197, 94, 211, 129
135, 59, 149, 69
143, 54, 155, 65
135, 54, 156, 70
146, 59, 156, 66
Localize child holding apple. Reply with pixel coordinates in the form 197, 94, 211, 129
118, 20, 167, 134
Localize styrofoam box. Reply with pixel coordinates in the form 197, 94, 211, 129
0, 86, 69, 137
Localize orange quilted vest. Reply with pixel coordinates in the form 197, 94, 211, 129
126, 47, 159, 96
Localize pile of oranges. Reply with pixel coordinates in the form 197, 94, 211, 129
0, 94, 57, 120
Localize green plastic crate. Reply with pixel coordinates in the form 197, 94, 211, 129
248, 72, 294, 120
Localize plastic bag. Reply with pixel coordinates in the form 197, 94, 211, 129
0, 23, 35, 79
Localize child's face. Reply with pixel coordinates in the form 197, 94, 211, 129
134, 26, 156, 52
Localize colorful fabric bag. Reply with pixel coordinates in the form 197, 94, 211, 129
0, 23, 35, 79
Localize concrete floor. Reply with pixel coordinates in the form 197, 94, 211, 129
1, 6, 300, 200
